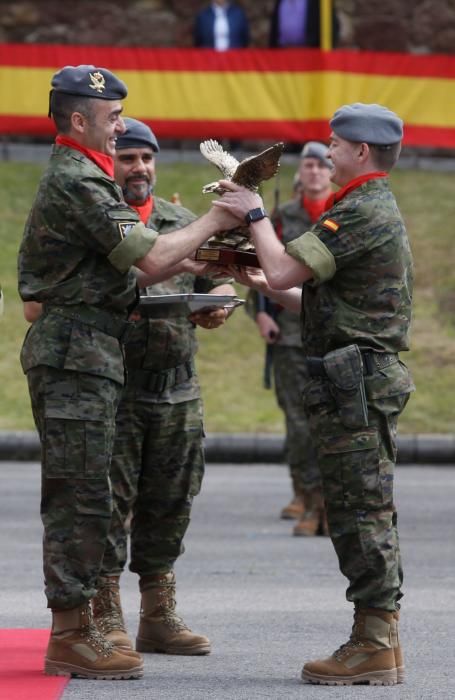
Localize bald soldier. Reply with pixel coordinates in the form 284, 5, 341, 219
210, 103, 414, 686
17, 65, 238, 680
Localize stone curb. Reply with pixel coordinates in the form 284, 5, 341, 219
1, 431, 454, 464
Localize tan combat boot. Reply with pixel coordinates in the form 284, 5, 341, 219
293, 487, 328, 537
136, 571, 211, 655
280, 492, 305, 520
302, 608, 399, 686
45, 603, 144, 679
92, 575, 134, 650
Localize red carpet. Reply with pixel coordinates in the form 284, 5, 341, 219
0, 629, 68, 700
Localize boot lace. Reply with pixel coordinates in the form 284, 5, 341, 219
93, 581, 127, 634
333, 611, 365, 661
80, 606, 114, 658
156, 588, 189, 632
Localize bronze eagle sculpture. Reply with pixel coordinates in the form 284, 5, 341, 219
199, 140, 284, 252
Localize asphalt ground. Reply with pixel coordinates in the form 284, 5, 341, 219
1, 461, 454, 700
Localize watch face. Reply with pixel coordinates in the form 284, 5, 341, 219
246, 207, 266, 223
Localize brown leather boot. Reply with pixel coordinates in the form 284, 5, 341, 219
391, 610, 404, 683
45, 603, 144, 679
92, 575, 134, 650
293, 487, 328, 537
302, 608, 399, 686
136, 571, 211, 655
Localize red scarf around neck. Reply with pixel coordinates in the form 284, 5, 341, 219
55, 135, 114, 178
302, 195, 329, 223
130, 196, 154, 224
325, 171, 388, 209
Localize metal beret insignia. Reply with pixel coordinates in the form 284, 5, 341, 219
89, 71, 106, 94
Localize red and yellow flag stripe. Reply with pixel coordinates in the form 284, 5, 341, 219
1, 43, 455, 146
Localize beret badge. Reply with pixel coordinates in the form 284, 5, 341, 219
89, 71, 106, 94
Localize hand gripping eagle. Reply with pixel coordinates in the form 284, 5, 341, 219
199, 140, 284, 254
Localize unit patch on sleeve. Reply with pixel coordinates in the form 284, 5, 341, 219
118, 222, 135, 238
321, 218, 340, 233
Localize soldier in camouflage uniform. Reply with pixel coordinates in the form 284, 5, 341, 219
93, 118, 235, 655
211, 103, 414, 686
249, 142, 332, 536
17, 65, 237, 680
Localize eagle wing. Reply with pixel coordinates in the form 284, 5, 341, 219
232, 143, 284, 189
200, 140, 240, 179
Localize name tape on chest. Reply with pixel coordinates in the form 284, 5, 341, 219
321, 218, 340, 233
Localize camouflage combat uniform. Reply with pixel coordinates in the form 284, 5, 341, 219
101, 197, 220, 578
18, 143, 157, 610
286, 176, 414, 611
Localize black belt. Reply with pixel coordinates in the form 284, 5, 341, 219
44, 304, 135, 343
127, 360, 194, 393
306, 350, 398, 378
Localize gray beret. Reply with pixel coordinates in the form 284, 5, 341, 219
116, 117, 160, 153
301, 141, 331, 168
330, 103, 403, 145
50, 64, 127, 100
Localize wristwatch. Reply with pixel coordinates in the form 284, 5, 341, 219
245, 207, 268, 225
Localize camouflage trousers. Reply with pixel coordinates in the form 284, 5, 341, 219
101, 395, 205, 577
273, 345, 321, 491
27, 366, 121, 610
303, 366, 412, 611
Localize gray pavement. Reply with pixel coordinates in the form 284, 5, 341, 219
1, 461, 455, 699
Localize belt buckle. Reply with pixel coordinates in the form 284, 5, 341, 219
149, 371, 168, 394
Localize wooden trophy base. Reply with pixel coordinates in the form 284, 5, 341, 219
195, 247, 260, 268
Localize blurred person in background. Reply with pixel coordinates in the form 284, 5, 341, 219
194, 0, 250, 49
269, 0, 339, 48
247, 142, 333, 537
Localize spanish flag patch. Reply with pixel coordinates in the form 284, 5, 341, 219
322, 218, 340, 232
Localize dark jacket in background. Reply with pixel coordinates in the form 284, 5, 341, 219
194, 3, 250, 48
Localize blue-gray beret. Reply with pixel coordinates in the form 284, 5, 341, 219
51, 64, 127, 100
116, 118, 160, 153
301, 141, 331, 168
330, 103, 403, 145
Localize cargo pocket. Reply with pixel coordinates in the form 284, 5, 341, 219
318, 429, 383, 509
43, 398, 112, 478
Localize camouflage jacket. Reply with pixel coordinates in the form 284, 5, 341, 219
247, 198, 312, 347
125, 197, 225, 404
18, 144, 158, 385
286, 177, 414, 356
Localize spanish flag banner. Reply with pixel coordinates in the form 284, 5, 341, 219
1, 43, 455, 147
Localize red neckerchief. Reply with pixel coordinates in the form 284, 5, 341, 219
55, 135, 114, 178
325, 171, 388, 209
302, 195, 329, 223
130, 196, 154, 224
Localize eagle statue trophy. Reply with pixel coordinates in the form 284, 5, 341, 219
196, 139, 284, 266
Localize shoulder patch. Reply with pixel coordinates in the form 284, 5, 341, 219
118, 222, 135, 238
321, 218, 340, 232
